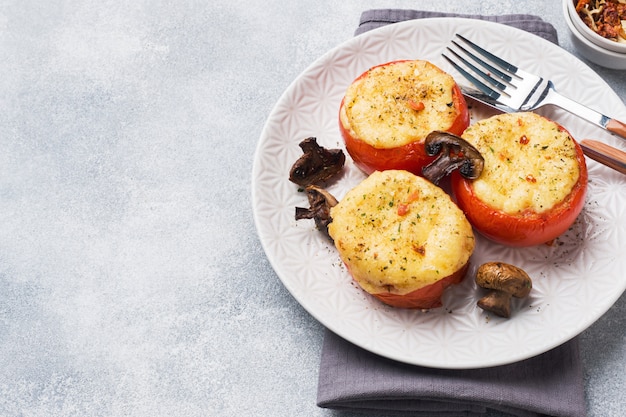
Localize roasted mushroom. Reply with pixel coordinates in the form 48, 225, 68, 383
475, 262, 532, 318
289, 137, 346, 187
421, 131, 484, 185
295, 185, 338, 238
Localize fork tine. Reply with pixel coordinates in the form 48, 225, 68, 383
442, 38, 519, 103
444, 33, 534, 108
442, 53, 503, 101
443, 47, 509, 92
455, 34, 519, 75
449, 41, 513, 87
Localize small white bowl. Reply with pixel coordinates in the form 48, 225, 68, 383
565, 0, 626, 54
563, 0, 626, 69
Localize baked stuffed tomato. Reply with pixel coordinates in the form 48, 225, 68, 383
328, 170, 475, 309
338, 60, 470, 176
451, 112, 588, 247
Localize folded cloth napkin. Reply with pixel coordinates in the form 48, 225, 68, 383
318, 330, 586, 417
354, 9, 558, 44
317, 10, 585, 417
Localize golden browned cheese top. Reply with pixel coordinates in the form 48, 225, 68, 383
328, 170, 475, 295
340, 60, 460, 148
461, 112, 581, 215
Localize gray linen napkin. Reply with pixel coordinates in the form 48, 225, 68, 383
354, 10, 558, 44
318, 330, 585, 417
317, 10, 585, 417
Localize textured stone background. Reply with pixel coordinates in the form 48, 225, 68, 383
0, 1, 623, 416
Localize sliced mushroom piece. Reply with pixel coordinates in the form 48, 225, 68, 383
295, 185, 338, 238
475, 262, 533, 318
476, 290, 514, 318
421, 131, 484, 185
289, 137, 346, 187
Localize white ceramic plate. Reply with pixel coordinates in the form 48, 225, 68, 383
252, 18, 626, 369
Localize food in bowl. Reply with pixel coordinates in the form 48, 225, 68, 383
328, 170, 475, 309
338, 60, 470, 176
564, 0, 626, 68
451, 112, 588, 247
574, 0, 626, 43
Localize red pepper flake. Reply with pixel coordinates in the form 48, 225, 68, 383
397, 203, 410, 216
406, 190, 420, 202
397, 190, 420, 216
525, 174, 537, 183
519, 135, 529, 145
412, 244, 426, 255
407, 99, 425, 112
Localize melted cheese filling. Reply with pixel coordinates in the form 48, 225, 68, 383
340, 60, 459, 148
328, 170, 474, 295
462, 112, 580, 214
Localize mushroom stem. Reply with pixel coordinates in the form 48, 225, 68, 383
422, 150, 470, 184
421, 131, 484, 185
477, 290, 512, 318
294, 185, 338, 238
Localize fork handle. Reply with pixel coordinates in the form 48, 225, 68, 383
544, 89, 626, 141
606, 119, 626, 139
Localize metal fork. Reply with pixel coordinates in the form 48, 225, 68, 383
443, 34, 626, 141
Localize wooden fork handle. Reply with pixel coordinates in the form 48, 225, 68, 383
580, 139, 626, 175
606, 119, 626, 139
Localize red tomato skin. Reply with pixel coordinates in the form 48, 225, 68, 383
451, 140, 588, 247
339, 61, 470, 176
340, 119, 434, 175
370, 262, 469, 309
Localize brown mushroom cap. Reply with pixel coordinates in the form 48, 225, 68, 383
421, 131, 484, 185
475, 262, 532, 298
289, 137, 345, 187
